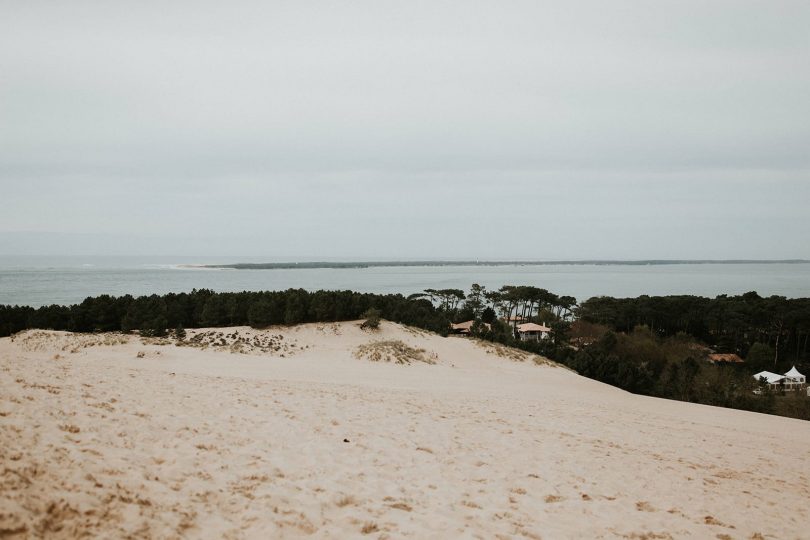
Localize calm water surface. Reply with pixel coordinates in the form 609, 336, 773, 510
0, 256, 808, 307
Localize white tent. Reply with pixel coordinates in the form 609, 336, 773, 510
784, 366, 806, 384
754, 367, 807, 393
753, 371, 785, 384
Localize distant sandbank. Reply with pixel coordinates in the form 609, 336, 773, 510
184, 259, 810, 270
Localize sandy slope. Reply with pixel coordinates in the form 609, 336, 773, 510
1, 321, 808, 539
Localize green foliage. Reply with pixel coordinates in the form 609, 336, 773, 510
247, 297, 282, 328
200, 295, 229, 327
567, 326, 790, 417
569, 331, 659, 394
746, 342, 775, 372
284, 290, 307, 325
469, 319, 488, 336
122, 295, 167, 335
423, 289, 465, 312
465, 284, 487, 317
139, 317, 168, 338
661, 356, 701, 402
0, 288, 451, 337
774, 391, 810, 421
578, 292, 810, 374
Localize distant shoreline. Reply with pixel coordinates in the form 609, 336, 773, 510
189, 259, 810, 270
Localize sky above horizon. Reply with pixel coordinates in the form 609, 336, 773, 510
1, 1, 809, 259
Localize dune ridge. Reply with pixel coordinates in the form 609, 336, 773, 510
1, 321, 808, 538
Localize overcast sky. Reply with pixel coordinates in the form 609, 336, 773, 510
1, 0, 808, 259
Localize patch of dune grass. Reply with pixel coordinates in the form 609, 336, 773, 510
360, 522, 379, 534
354, 340, 437, 365
473, 339, 561, 367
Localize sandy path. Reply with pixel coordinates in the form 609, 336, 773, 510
1, 322, 808, 539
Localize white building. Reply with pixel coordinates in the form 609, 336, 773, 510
753, 366, 806, 392
517, 322, 551, 342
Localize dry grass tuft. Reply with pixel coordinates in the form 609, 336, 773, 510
354, 340, 437, 365
473, 339, 532, 361
472, 339, 562, 368
360, 522, 379, 535
335, 495, 356, 508
14, 330, 130, 353
139, 336, 172, 346
402, 324, 431, 337
180, 329, 299, 356
195, 443, 217, 451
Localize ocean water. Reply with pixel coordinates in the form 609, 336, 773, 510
0, 256, 808, 307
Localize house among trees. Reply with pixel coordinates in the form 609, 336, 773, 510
450, 320, 490, 336
516, 322, 551, 342
708, 353, 744, 364
450, 320, 475, 335
753, 366, 806, 393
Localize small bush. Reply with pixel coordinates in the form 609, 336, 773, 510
360, 308, 381, 330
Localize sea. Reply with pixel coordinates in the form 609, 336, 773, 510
0, 256, 808, 308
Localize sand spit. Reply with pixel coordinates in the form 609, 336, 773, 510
1, 321, 809, 539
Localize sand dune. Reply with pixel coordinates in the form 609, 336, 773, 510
1, 321, 808, 539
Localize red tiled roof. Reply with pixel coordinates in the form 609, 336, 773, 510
708, 353, 744, 363
517, 323, 551, 333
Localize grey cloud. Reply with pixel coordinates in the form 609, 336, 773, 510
0, 1, 808, 258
